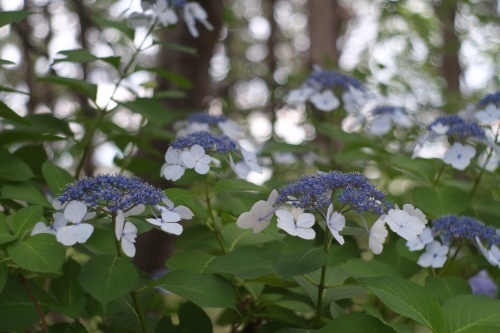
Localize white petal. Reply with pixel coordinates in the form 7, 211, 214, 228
56, 226, 79, 246
181, 151, 196, 168
124, 204, 145, 217
327, 211, 345, 232
417, 252, 433, 267
194, 162, 210, 175
296, 228, 316, 240
163, 165, 185, 181
115, 210, 125, 240
276, 210, 297, 236
267, 189, 278, 205
32, 222, 51, 236
176, 206, 194, 220
190, 145, 206, 159
161, 210, 181, 223
75, 223, 94, 243
123, 221, 137, 235
146, 217, 162, 226
52, 199, 66, 210
121, 238, 136, 257
165, 147, 181, 164
64, 201, 88, 224
161, 222, 183, 235
331, 230, 345, 245
369, 218, 388, 255
296, 213, 315, 228
236, 212, 257, 229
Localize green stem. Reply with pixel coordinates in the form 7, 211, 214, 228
437, 241, 462, 278
74, 22, 156, 177
433, 163, 445, 187
112, 214, 148, 333
314, 229, 331, 328
303, 274, 318, 287
205, 175, 227, 254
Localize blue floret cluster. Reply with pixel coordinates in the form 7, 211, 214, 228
170, 131, 238, 154
427, 115, 486, 140
432, 215, 500, 247
305, 69, 365, 91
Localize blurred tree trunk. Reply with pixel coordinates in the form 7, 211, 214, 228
435, 0, 462, 109
308, 0, 349, 67
133, 0, 224, 273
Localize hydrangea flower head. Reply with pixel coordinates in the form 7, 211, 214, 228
367, 105, 412, 136
427, 115, 486, 141
171, 131, 238, 154
432, 215, 500, 247
477, 91, 500, 109
187, 113, 227, 125
305, 68, 365, 91
56, 174, 165, 213
475, 91, 500, 124
276, 171, 390, 215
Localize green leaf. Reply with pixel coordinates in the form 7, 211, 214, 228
155, 302, 212, 333
210, 246, 277, 279
413, 186, 469, 217
214, 179, 262, 193
42, 161, 74, 195
119, 98, 176, 126
443, 295, 500, 333
49, 321, 88, 333
90, 16, 134, 40
0, 130, 63, 143
0, 148, 34, 181
274, 247, 327, 278
154, 270, 236, 309
426, 276, 472, 302
0, 213, 17, 245
340, 259, 401, 278
0, 101, 31, 125
0, 262, 7, 293
0, 58, 15, 65
166, 251, 216, 273
317, 313, 397, 333
7, 205, 43, 239
38, 76, 97, 100
23, 114, 73, 136
359, 276, 444, 332
54, 49, 120, 68
8, 234, 66, 273
51, 260, 83, 305
0, 10, 31, 27
0, 275, 47, 331
1, 182, 52, 207
153, 40, 198, 55
221, 223, 282, 251
79, 256, 138, 305
12, 145, 48, 176
140, 67, 193, 89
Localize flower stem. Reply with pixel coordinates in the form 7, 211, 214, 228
433, 163, 445, 187
112, 214, 148, 333
314, 229, 331, 328
205, 175, 227, 254
18, 273, 48, 333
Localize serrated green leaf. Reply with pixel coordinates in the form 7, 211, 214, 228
214, 179, 262, 193
0, 213, 17, 245
42, 161, 74, 195
79, 256, 138, 305
0, 10, 31, 27
443, 295, 500, 333
317, 313, 397, 333
210, 246, 277, 279
0, 101, 31, 125
166, 250, 216, 273
154, 270, 236, 309
38, 76, 97, 100
51, 260, 83, 306
426, 276, 472, 302
1, 182, 51, 207
359, 276, 444, 332
7, 234, 66, 273
7, 205, 43, 239
155, 302, 212, 333
340, 259, 401, 278
413, 186, 469, 217
274, 247, 327, 278
12, 145, 48, 176
0, 275, 47, 331
0, 148, 34, 181
119, 98, 175, 125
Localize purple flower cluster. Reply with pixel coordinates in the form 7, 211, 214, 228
428, 115, 485, 140
170, 131, 238, 154
187, 112, 227, 125
57, 174, 165, 212
276, 171, 389, 214
478, 91, 500, 108
305, 69, 365, 91
432, 215, 500, 247
468, 270, 498, 298
372, 105, 406, 116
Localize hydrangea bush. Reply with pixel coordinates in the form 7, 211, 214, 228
0, 3, 499, 333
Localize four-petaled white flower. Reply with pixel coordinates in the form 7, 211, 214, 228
56, 201, 95, 246
310, 90, 340, 112
154, 0, 178, 27
383, 207, 425, 241
183, 2, 214, 38
146, 208, 183, 235
157, 197, 194, 220
236, 190, 278, 233
161, 147, 186, 181
399, 204, 427, 225
240, 147, 262, 174
276, 209, 316, 240
115, 210, 138, 257
417, 241, 449, 268
369, 216, 388, 255
326, 204, 345, 245
475, 104, 500, 124
182, 144, 212, 175
488, 245, 500, 268
286, 87, 315, 104
406, 227, 434, 251
32, 213, 67, 236
443, 143, 476, 170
